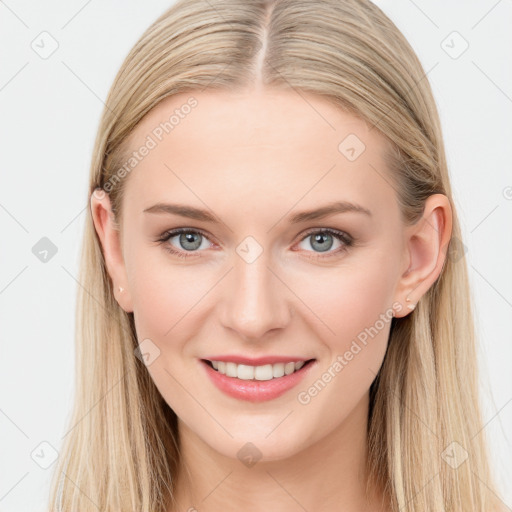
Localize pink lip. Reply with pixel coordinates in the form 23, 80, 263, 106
202, 355, 312, 366
199, 358, 317, 403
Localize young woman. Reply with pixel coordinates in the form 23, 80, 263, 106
48, 0, 506, 510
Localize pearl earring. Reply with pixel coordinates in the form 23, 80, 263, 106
118, 286, 124, 293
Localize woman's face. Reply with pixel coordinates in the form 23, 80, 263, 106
97, 89, 413, 460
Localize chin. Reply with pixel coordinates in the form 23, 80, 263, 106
202, 426, 311, 464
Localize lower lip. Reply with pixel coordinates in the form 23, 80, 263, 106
199, 359, 317, 402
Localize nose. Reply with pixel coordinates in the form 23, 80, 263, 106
219, 251, 294, 341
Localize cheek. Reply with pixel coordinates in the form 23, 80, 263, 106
288, 250, 396, 388
127, 255, 212, 406
295, 257, 394, 339
291, 260, 394, 433
126, 242, 213, 339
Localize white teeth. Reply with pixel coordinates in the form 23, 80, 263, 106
273, 363, 285, 378
209, 360, 309, 380
254, 364, 273, 380
237, 364, 254, 380
284, 362, 295, 375
226, 362, 237, 377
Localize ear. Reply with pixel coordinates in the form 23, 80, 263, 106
393, 193, 453, 318
90, 189, 133, 313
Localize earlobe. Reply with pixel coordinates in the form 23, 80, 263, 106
393, 194, 453, 317
90, 188, 134, 313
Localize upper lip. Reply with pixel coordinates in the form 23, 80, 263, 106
202, 355, 315, 366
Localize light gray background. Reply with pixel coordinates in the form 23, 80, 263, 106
1, 1, 511, 510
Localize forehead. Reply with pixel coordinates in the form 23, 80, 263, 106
120, 89, 399, 226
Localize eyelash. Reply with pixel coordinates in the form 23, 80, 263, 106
155, 227, 354, 260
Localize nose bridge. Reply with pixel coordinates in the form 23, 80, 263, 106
219, 244, 292, 340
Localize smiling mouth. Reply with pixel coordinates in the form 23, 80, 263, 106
201, 358, 316, 381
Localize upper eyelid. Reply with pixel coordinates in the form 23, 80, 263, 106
161, 227, 217, 246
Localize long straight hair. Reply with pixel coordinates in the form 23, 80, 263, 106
48, 1, 504, 510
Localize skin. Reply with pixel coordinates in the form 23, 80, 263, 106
91, 89, 452, 511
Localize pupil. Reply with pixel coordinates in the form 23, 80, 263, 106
180, 232, 201, 250
312, 233, 332, 252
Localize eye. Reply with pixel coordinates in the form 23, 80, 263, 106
156, 227, 354, 260
295, 228, 354, 259
156, 228, 213, 259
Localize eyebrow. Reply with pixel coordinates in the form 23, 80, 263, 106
143, 201, 372, 223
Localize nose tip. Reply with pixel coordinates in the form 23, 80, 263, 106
218, 260, 294, 341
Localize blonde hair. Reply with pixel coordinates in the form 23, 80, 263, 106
48, 0, 504, 510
